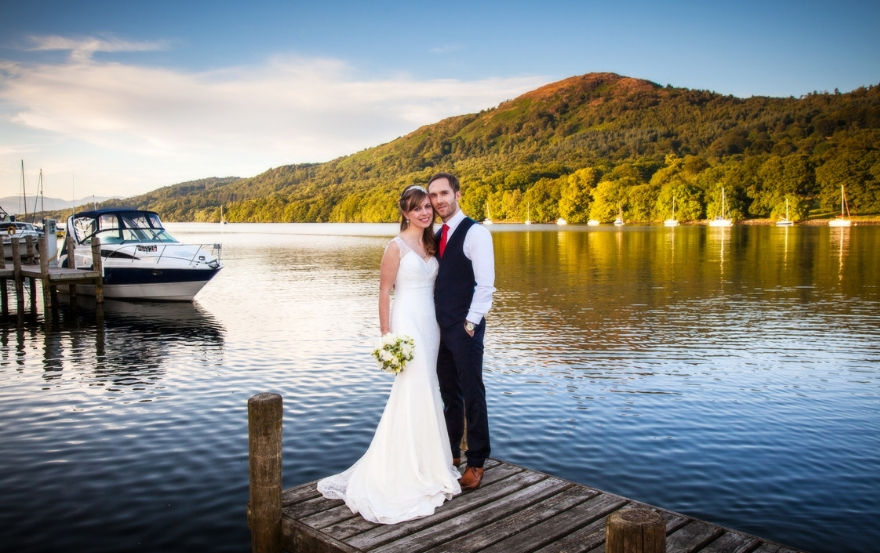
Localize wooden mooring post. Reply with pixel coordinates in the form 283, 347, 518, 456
248, 393, 283, 553
25, 235, 35, 265
0, 246, 7, 317
248, 393, 807, 553
11, 238, 24, 311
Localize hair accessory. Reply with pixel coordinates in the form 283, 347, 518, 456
404, 185, 427, 193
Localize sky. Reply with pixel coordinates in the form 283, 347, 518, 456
0, 0, 877, 202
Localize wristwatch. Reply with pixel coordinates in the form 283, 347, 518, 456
464, 321, 476, 332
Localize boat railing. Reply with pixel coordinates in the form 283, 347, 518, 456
75, 242, 221, 267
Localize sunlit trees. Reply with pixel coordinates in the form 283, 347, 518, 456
558, 167, 600, 223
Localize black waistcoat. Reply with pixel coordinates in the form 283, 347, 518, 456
435, 217, 477, 329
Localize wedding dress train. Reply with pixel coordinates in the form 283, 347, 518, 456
317, 237, 461, 524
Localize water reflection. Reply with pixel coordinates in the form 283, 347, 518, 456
3, 299, 225, 395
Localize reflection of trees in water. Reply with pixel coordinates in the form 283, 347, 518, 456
492, 227, 880, 350
1, 299, 225, 392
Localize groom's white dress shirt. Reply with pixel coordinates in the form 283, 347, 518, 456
442, 209, 496, 325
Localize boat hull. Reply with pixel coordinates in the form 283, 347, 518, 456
60, 267, 220, 301
828, 219, 851, 227
664, 219, 679, 227
709, 219, 732, 227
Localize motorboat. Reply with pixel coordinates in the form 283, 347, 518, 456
3, 219, 44, 258
59, 208, 222, 301
828, 185, 851, 227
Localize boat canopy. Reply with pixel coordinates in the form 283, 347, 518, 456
69, 209, 178, 245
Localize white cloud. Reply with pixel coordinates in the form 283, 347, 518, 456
28, 35, 169, 63
0, 38, 548, 198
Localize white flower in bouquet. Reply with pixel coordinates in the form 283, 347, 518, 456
372, 333, 415, 375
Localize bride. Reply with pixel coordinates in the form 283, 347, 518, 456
317, 185, 461, 524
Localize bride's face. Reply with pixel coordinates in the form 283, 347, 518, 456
406, 196, 434, 230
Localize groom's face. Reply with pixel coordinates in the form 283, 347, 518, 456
427, 178, 461, 222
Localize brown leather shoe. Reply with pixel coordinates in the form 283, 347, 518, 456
452, 457, 461, 466
458, 467, 484, 490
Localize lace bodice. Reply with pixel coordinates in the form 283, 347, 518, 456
390, 236, 438, 294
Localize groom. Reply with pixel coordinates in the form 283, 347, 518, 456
427, 172, 496, 491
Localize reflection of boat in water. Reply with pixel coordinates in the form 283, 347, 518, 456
35, 297, 225, 387
59, 208, 222, 301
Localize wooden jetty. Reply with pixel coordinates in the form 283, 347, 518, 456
247, 393, 808, 553
0, 233, 103, 318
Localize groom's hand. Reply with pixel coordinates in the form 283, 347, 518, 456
464, 320, 476, 337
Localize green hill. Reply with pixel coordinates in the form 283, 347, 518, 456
39, 72, 880, 224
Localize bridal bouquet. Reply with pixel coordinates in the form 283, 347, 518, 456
372, 333, 415, 375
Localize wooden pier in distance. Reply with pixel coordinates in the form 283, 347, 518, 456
248, 394, 808, 553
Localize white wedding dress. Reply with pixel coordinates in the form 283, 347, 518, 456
317, 237, 461, 524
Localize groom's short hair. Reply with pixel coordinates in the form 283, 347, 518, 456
428, 172, 460, 193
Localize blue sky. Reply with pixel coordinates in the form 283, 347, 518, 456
0, 0, 877, 201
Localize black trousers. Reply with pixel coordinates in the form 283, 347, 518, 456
437, 320, 490, 468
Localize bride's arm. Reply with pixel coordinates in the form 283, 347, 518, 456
378, 241, 401, 335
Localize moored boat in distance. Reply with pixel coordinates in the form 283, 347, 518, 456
777, 198, 794, 226
556, 218, 567, 225
3, 220, 43, 258
59, 208, 222, 301
828, 185, 852, 227
709, 187, 733, 227
587, 219, 600, 226
664, 196, 679, 226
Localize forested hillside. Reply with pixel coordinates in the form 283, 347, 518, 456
40, 72, 880, 223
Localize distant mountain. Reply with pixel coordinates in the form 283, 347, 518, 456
35, 72, 880, 223
1, 195, 119, 216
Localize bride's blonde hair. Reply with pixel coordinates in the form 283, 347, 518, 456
398, 185, 437, 257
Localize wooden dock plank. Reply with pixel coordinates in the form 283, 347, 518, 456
282, 480, 323, 507
421, 486, 598, 553
320, 460, 524, 542
699, 530, 761, 553
277, 459, 808, 553
366, 476, 571, 553
666, 520, 726, 553
346, 470, 556, 550
477, 492, 627, 553
532, 515, 608, 553
751, 545, 781, 553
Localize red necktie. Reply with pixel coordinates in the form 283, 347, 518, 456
439, 224, 449, 258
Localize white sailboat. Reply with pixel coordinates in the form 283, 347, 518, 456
776, 198, 794, 226
483, 203, 493, 225
709, 187, 733, 227
828, 185, 851, 227
525, 203, 532, 225
664, 196, 679, 227
556, 217, 567, 225
587, 219, 600, 226
613, 204, 625, 226
220, 205, 227, 224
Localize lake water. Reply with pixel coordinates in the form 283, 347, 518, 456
1, 223, 878, 553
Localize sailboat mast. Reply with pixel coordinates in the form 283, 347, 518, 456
20, 160, 28, 221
